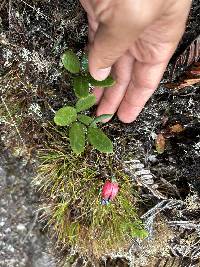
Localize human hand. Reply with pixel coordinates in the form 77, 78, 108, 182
80, 0, 191, 123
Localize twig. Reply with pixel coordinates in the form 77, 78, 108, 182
139, 200, 184, 241
168, 221, 200, 231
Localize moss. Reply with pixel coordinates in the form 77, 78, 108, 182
34, 129, 147, 258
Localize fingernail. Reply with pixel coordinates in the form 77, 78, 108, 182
94, 67, 111, 81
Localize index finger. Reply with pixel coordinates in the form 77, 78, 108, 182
117, 60, 168, 123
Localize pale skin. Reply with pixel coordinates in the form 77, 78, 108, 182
80, 0, 192, 123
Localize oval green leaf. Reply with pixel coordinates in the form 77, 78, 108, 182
87, 127, 113, 153
69, 122, 86, 154
88, 74, 115, 87
92, 114, 113, 124
77, 114, 93, 126
54, 106, 77, 126
76, 94, 96, 112
73, 76, 89, 98
61, 50, 80, 74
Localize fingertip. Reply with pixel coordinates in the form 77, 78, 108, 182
90, 66, 111, 81
117, 106, 141, 123
117, 114, 136, 124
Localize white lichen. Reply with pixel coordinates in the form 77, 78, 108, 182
28, 103, 42, 118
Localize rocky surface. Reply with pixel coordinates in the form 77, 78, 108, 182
0, 146, 57, 267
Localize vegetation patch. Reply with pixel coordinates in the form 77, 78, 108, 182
34, 127, 147, 257
1, 1, 199, 264
54, 50, 115, 154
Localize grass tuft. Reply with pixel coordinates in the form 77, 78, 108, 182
34, 130, 148, 257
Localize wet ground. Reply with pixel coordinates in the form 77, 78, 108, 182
0, 0, 200, 266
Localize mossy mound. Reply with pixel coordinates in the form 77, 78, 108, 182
34, 130, 147, 257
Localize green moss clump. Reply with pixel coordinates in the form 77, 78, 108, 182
34, 134, 147, 257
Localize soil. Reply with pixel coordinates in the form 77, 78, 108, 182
0, 0, 200, 266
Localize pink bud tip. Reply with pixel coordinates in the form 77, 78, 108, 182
101, 180, 119, 201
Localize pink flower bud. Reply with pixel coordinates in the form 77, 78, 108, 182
101, 179, 119, 202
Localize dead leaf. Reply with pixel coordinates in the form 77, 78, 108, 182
165, 38, 200, 90
165, 77, 200, 90
190, 70, 200, 75
155, 133, 166, 154
190, 65, 200, 76
177, 78, 200, 89
169, 123, 184, 133
169, 36, 200, 80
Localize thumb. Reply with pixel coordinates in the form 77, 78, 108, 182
88, 22, 134, 81
88, 0, 150, 81
88, 0, 167, 81
89, 24, 132, 80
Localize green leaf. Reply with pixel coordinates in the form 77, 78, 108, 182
73, 76, 89, 98
77, 114, 93, 126
69, 122, 86, 154
88, 74, 115, 87
54, 106, 77, 126
76, 94, 96, 112
78, 114, 97, 127
87, 127, 113, 153
92, 114, 113, 124
61, 50, 80, 74
81, 53, 89, 72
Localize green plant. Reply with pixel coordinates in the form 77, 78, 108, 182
53, 50, 116, 155
32, 51, 148, 258
35, 143, 148, 257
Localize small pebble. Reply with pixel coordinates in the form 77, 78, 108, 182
17, 224, 26, 231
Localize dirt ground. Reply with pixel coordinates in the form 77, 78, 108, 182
0, 0, 200, 266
